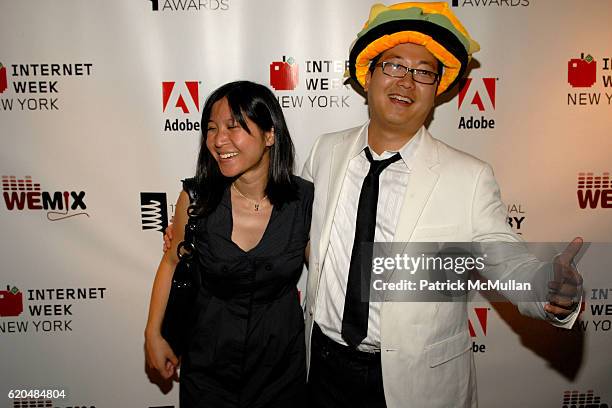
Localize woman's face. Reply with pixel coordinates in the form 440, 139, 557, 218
205, 97, 274, 178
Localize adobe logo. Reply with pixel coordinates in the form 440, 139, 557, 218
270, 56, 299, 91
468, 307, 488, 337
162, 81, 200, 113
458, 77, 496, 111
0, 286, 23, 317
568, 53, 597, 88
0, 62, 7, 93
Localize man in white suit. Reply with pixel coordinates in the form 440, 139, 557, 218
162, 2, 583, 405
301, 2, 583, 407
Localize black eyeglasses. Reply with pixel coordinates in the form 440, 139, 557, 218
375, 61, 439, 85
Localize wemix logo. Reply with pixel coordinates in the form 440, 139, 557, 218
577, 172, 611, 209
457, 77, 497, 129
0, 286, 23, 317
11, 398, 53, 407
140, 192, 169, 234
270, 56, 299, 91
562, 390, 610, 408
2, 176, 89, 221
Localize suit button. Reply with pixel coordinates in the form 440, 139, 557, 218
222, 265, 229, 273
265, 263, 272, 271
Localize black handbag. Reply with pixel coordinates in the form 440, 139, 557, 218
161, 178, 200, 357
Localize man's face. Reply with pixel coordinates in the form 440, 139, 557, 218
364, 42, 438, 134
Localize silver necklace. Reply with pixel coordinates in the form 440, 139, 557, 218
232, 183, 267, 211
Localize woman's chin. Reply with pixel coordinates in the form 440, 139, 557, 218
218, 165, 241, 178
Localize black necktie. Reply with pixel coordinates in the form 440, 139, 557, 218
341, 147, 402, 348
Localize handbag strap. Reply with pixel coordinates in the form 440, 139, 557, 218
182, 177, 198, 204
177, 178, 199, 259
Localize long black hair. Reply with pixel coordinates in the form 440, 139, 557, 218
193, 80, 297, 216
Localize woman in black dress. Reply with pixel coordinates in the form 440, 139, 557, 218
145, 81, 312, 407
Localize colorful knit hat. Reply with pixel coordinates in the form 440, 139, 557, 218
348, 2, 480, 95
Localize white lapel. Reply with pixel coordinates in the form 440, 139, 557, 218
382, 129, 441, 315
393, 128, 440, 242
318, 122, 368, 262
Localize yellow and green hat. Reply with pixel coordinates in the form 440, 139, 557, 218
348, 2, 480, 95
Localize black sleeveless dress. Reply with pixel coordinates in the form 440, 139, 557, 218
180, 176, 313, 408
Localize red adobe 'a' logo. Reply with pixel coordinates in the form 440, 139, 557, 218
568, 53, 597, 88
0, 62, 8, 93
468, 307, 488, 337
270, 56, 299, 91
0, 286, 23, 317
162, 81, 200, 113
458, 78, 496, 111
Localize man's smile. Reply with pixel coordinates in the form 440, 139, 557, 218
388, 93, 414, 105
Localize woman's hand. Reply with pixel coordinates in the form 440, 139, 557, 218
145, 331, 179, 380
145, 192, 189, 381
162, 223, 175, 253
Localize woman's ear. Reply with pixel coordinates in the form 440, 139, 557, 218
265, 127, 275, 147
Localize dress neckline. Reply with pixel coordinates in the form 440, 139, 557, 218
223, 187, 276, 254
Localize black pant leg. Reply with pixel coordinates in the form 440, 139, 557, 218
307, 324, 387, 408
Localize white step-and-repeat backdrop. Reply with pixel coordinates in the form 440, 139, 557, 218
1, 1, 611, 407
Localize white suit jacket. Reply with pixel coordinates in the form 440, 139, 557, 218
301, 123, 575, 408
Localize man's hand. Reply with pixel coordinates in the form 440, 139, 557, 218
162, 223, 175, 253
545, 237, 584, 318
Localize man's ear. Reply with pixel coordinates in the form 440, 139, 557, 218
364, 70, 372, 93
265, 127, 275, 147
435, 62, 443, 95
